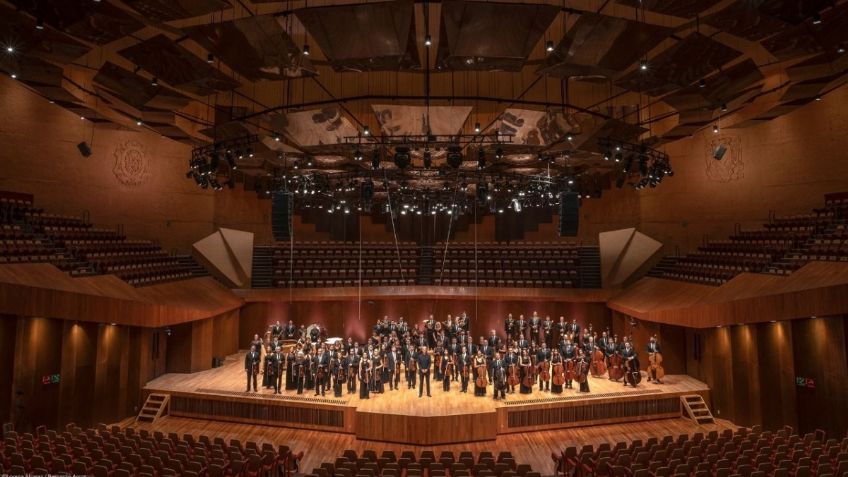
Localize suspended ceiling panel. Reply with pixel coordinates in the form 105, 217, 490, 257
277, 108, 361, 148
295, 0, 420, 72
0, 6, 91, 64
184, 15, 316, 81
372, 105, 472, 137
9, 0, 145, 45
492, 109, 582, 149
701, 1, 790, 42
436, 0, 559, 72
661, 59, 764, 113
538, 13, 672, 80
615, 0, 721, 18
93, 62, 191, 112
118, 34, 241, 96
761, 2, 848, 61
616, 33, 743, 97
121, 0, 232, 22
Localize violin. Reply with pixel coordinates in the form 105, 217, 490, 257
607, 353, 624, 381
552, 360, 565, 386
590, 348, 607, 377
648, 352, 665, 381
476, 363, 488, 388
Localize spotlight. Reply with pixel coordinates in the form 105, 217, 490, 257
371, 150, 381, 169
207, 53, 214, 63
812, 12, 822, 24
274, 134, 281, 142
302, 44, 310, 55
474, 122, 481, 133
423, 150, 432, 169
614, 153, 622, 163
136, 119, 143, 126
713, 124, 719, 133
721, 103, 728, 112
353, 149, 363, 161
150, 77, 158, 86
698, 79, 706, 88
5, 46, 13, 53
566, 134, 573, 141
839, 44, 846, 54
424, 34, 432, 46
363, 125, 370, 136
477, 149, 486, 169
545, 40, 554, 53
639, 59, 648, 71
36, 18, 44, 30
603, 150, 611, 161
495, 147, 504, 160
815, 95, 822, 101
10, 73, 16, 79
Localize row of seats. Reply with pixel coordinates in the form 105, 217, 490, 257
553, 426, 847, 477
275, 259, 417, 268
275, 278, 417, 287
434, 259, 579, 269
1, 422, 301, 477
432, 278, 577, 288
435, 269, 579, 279
274, 268, 417, 279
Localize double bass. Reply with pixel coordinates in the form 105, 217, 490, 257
607, 352, 624, 381
648, 352, 665, 382
590, 348, 607, 377
624, 356, 642, 386
476, 362, 488, 388
552, 360, 565, 387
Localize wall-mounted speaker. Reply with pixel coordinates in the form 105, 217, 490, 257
77, 141, 91, 157
713, 144, 727, 161
271, 192, 293, 241
559, 192, 579, 237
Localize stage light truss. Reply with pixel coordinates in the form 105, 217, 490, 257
597, 137, 674, 190
343, 133, 515, 147
186, 134, 260, 191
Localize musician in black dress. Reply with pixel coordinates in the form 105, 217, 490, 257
245, 345, 260, 392
348, 350, 360, 394
550, 349, 564, 394
440, 349, 453, 391
473, 350, 487, 396
331, 351, 343, 397
577, 348, 591, 393
458, 348, 471, 393
562, 339, 576, 389
359, 357, 371, 399
492, 352, 506, 401
296, 352, 308, 395
536, 343, 552, 391
504, 347, 519, 394
372, 350, 384, 394
519, 349, 533, 394
405, 344, 417, 389
285, 348, 296, 390
417, 346, 432, 398
270, 348, 283, 394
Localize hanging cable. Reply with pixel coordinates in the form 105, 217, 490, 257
383, 168, 406, 282
358, 214, 362, 322
289, 193, 294, 304
474, 199, 479, 324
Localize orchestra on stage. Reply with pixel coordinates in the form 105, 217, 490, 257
243, 312, 665, 400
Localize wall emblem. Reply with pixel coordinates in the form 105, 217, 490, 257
113, 140, 150, 186
704, 134, 743, 182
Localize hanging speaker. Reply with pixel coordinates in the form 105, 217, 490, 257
77, 141, 91, 157
559, 192, 579, 237
713, 144, 727, 161
271, 192, 292, 241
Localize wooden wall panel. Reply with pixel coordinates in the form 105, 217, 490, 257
792, 316, 848, 437
11, 317, 63, 430
0, 315, 17, 424
659, 324, 687, 375
93, 324, 130, 425
730, 325, 761, 427
58, 321, 98, 428
166, 321, 194, 374
756, 321, 797, 432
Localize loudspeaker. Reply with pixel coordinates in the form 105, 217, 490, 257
211, 357, 224, 368
559, 192, 579, 237
77, 141, 91, 157
271, 192, 292, 241
713, 144, 727, 161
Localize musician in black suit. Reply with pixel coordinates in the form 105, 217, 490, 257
458, 348, 471, 393
271, 321, 283, 339
567, 318, 580, 338
487, 330, 501, 350
504, 347, 519, 394
269, 348, 283, 394
645, 336, 663, 384
385, 345, 400, 391
536, 343, 552, 391
417, 346, 432, 398
245, 345, 261, 392
621, 342, 640, 387
479, 336, 494, 380
284, 321, 297, 339
405, 344, 417, 389
464, 335, 476, 357
492, 352, 506, 400
348, 350, 360, 394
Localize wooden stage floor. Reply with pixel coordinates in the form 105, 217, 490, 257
145, 352, 710, 445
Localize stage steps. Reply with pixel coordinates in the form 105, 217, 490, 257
681, 394, 715, 425
135, 393, 170, 424
577, 246, 602, 288
417, 246, 434, 285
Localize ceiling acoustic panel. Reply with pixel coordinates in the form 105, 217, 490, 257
615, 0, 721, 18
93, 62, 191, 112
762, 2, 848, 61
277, 108, 361, 148
295, 0, 420, 72
538, 13, 672, 80
9, 0, 145, 45
372, 105, 472, 137
701, 1, 790, 42
118, 34, 241, 96
0, 6, 91, 64
184, 15, 316, 81
492, 109, 583, 151
661, 59, 764, 113
436, 0, 559, 72
121, 0, 231, 22
616, 33, 742, 97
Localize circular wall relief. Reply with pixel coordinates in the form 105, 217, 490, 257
704, 134, 744, 182
113, 140, 150, 186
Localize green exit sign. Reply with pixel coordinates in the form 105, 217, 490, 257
41, 374, 60, 385
795, 376, 815, 388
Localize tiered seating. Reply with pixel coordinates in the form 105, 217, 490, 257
0, 191, 204, 286
308, 449, 540, 477
552, 425, 848, 477
433, 241, 581, 288
272, 241, 419, 287
652, 194, 845, 285
1, 422, 302, 477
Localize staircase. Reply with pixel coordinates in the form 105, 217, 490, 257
577, 246, 602, 288
176, 255, 208, 278
648, 256, 681, 278
417, 246, 434, 285
135, 393, 170, 424
251, 246, 275, 288
681, 394, 715, 425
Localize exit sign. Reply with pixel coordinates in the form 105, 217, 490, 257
42, 374, 60, 385
795, 376, 815, 388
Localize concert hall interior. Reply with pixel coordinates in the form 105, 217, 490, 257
2, 0, 848, 476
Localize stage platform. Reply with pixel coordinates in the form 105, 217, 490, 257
144, 352, 710, 445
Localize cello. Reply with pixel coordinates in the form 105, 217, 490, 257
607, 352, 624, 381
564, 358, 575, 383
590, 348, 607, 377
476, 362, 488, 388
624, 356, 642, 386
648, 352, 665, 382
521, 359, 535, 389
551, 360, 565, 387
507, 363, 520, 387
